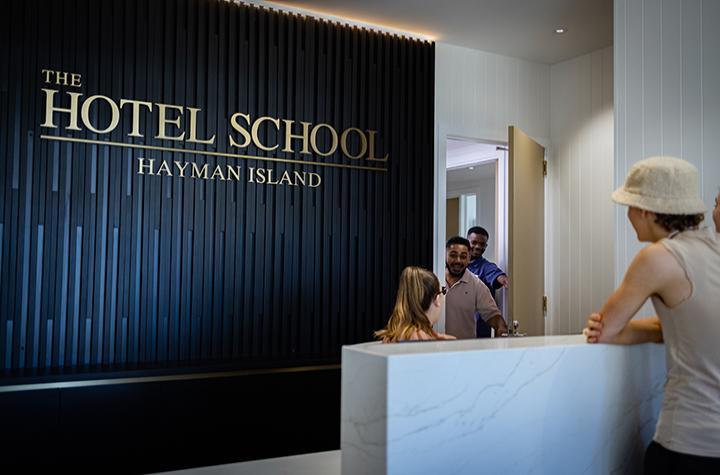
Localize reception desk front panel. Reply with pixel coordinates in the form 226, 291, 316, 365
342, 336, 665, 475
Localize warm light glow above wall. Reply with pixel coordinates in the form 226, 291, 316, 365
235, 0, 436, 42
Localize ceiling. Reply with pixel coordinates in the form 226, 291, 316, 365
264, 0, 613, 64
446, 139, 497, 194
447, 162, 495, 196
446, 139, 503, 169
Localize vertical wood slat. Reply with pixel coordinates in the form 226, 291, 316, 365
0, 0, 434, 370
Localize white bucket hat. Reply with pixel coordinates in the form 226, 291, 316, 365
611, 156, 707, 215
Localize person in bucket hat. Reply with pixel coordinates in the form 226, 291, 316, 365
583, 156, 720, 473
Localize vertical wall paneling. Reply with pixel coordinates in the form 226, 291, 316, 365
0, 0, 435, 370
434, 43, 550, 318
548, 47, 615, 335
615, 0, 720, 297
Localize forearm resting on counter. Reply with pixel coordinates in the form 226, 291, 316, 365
598, 316, 663, 345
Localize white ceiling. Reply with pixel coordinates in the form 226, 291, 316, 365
264, 0, 613, 64
446, 139, 503, 169
447, 162, 495, 195
446, 139, 497, 194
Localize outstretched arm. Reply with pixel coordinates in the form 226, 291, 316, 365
475, 280, 508, 335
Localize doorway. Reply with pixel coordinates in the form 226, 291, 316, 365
445, 137, 509, 324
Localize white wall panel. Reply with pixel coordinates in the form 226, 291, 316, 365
436, 43, 550, 144
434, 43, 550, 298
547, 47, 615, 335
615, 0, 720, 298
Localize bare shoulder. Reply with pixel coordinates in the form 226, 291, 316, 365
632, 242, 678, 270
627, 242, 686, 286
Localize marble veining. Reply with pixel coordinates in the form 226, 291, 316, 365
342, 336, 666, 475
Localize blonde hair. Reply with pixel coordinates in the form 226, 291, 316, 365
375, 266, 440, 342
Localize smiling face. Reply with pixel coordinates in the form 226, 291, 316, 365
445, 243, 470, 278
468, 232, 488, 260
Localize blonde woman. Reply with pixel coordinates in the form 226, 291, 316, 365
375, 266, 456, 343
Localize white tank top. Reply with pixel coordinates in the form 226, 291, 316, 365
652, 228, 720, 457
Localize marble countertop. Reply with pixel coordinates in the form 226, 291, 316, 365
344, 334, 587, 356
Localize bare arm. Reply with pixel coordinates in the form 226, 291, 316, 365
585, 313, 663, 344
590, 244, 676, 344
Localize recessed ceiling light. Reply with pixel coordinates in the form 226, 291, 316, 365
469, 166, 475, 170
554, 27, 567, 34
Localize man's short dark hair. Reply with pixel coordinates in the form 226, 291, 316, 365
467, 226, 489, 239
446, 236, 471, 250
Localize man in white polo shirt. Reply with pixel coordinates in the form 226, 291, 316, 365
444, 236, 508, 339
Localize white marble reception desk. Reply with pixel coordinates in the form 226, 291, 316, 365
341, 335, 666, 475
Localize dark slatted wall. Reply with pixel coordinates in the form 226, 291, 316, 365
0, 0, 435, 370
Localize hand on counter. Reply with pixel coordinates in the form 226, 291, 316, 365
436, 333, 457, 340
487, 315, 509, 337
583, 313, 603, 343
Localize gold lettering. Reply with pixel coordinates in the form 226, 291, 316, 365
366, 130, 389, 162
41, 89, 82, 130
308, 172, 321, 188
293, 171, 306, 186
191, 162, 208, 179
266, 169, 279, 184
228, 113, 252, 148
137, 157, 155, 175
41, 70, 82, 87
156, 103, 185, 141
310, 123, 338, 157
248, 167, 256, 183
251, 116, 280, 151
278, 170, 294, 186
174, 161, 189, 177
156, 160, 172, 177
340, 127, 368, 160
227, 165, 242, 181
210, 165, 227, 181
187, 107, 216, 145
81, 95, 120, 134
119, 99, 153, 138
282, 119, 311, 154
55, 71, 69, 86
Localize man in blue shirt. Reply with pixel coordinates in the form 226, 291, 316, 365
466, 226, 509, 337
